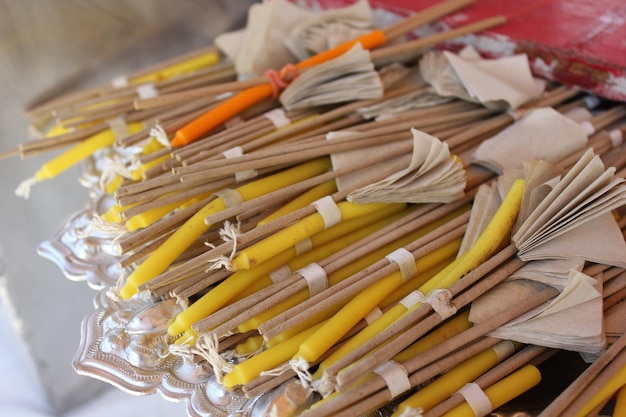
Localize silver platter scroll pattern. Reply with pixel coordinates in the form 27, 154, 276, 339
73, 289, 251, 417
36, 192, 124, 290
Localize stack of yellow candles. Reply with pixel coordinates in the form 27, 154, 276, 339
3, 0, 626, 416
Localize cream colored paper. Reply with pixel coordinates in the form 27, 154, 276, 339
419, 46, 544, 110
481, 271, 605, 354
512, 150, 626, 262
279, 43, 383, 110
284, 0, 374, 61
215, 0, 312, 79
346, 128, 466, 204
507, 257, 585, 290
471, 107, 589, 175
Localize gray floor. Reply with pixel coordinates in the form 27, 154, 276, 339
0, 1, 253, 414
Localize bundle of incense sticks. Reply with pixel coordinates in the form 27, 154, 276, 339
4, 0, 626, 416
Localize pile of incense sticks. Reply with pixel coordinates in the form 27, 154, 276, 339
4, 0, 626, 416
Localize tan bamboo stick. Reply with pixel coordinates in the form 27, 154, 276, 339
541, 335, 626, 416
423, 344, 552, 417
301, 284, 559, 417
371, 16, 507, 65
327, 247, 521, 387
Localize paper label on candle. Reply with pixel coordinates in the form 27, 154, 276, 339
424, 289, 456, 319
610, 129, 624, 147
364, 307, 383, 325
111, 75, 129, 88
269, 264, 292, 283
491, 340, 516, 362
373, 361, 410, 398
297, 263, 327, 296
107, 117, 131, 141
214, 188, 244, 208
312, 196, 342, 229
294, 237, 313, 255
136, 83, 159, 99
457, 382, 493, 417
399, 290, 425, 310
264, 108, 291, 128
385, 248, 416, 282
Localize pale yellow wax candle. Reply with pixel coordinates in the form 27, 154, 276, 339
167, 244, 298, 337
118, 157, 332, 299
222, 321, 326, 388
44, 121, 73, 138
426, 179, 525, 294
312, 258, 457, 379
125, 191, 213, 231
614, 382, 626, 416
293, 238, 462, 364
257, 180, 338, 226
171, 204, 408, 338
235, 334, 265, 356
230, 201, 401, 270
236, 206, 409, 302
443, 364, 541, 417
252, 206, 465, 342
574, 364, 626, 417
392, 340, 517, 415
101, 200, 138, 223
35, 122, 144, 182
131, 50, 220, 84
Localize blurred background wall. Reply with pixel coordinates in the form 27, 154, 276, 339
0, 1, 255, 413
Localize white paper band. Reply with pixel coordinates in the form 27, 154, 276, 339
364, 307, 383, 325
111, 75, 129, 88
609, 129, 624, 148
492, 340, 516, 362
295, 237, 313, 255
297, 263, 328, 296
579, 120, 596, 136
107, 117, 130, 141
312, 196, 342, 229
214, 188, 244, 208
374, 361, 411, 397
136, 83, 159, 99
424, 289, 456, 319
269, 264, 292, 283
400, 290, 425, 310
264, 108, 291, 128
386, 248, 417, 282
222, 146, 257, 182
457, 382, 493, 417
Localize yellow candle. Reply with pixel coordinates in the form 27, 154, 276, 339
119, 157, 332, 299
574, 364, 626, 417
231, 200, 399, 270
443, 364, 541, 417
167, 245, 297, 337
236, 206, 409, 301
171, 204, 407, 338
125, 191, 213, 231
392, 340, 515, 415
293, 238, 462, 364
614, 382, 626, 417
35, 122, 144, 181
131, 51, 220, 84
313, 259, 459, 378
235, 334, 265, 356
222, 321, 325, 388
257, 180, 338, 226
316, 244, 461, 378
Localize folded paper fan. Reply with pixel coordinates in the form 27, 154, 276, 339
471, 107, 589, 174
512, 149, 626, 266
471, 270, 605, 354
347, 128, 466, 204
279, 43, 383, 110
420, 46, 544, 109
